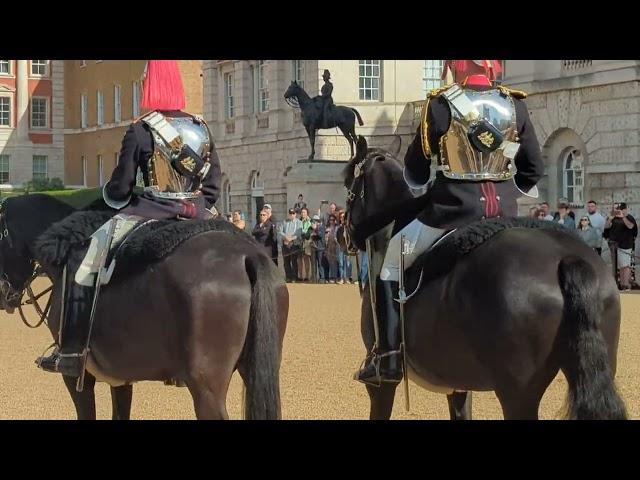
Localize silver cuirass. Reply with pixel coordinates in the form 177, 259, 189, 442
142, 111, 212, 199
437, 85, 519, 181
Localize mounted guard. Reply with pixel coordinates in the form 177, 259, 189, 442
354, 60, 545, 387
36, 60, 222, 382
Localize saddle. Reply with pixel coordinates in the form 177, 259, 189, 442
403, 217, 578, 293
35, 210, 256, 281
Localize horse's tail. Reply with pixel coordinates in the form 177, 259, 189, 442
350, 108, 364, 126
242, 253, 284, 419
557, 256, 626, 419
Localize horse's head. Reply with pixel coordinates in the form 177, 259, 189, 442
342, 135, 409, 252
284, 81, 302, 107
0, 199, 38, 313
0, 194, 75, 313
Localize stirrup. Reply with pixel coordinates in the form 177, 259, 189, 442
36, 341, 84, 375
354, 349, 402, 387
354, 353, 382, 387
34, 342, 58, 367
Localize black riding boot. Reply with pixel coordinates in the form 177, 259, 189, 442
36, 282, 93, 377
355, 277, 403, 386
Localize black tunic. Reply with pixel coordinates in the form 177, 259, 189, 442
404, 89, 544, 230
104, 110, 221, 219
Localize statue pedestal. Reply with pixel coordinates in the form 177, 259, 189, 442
284, 158, 349, 211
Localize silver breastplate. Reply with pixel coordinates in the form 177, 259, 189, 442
144, 112, 212, 199
439, 87, 518, 181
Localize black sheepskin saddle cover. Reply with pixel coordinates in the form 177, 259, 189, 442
405, 216, 578, 289
34, 210, 255, 278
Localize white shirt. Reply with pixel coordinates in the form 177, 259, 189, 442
588, 211, 606, 247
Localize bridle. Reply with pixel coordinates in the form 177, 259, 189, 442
343, 155, 368, 254
0, 209, 52, 328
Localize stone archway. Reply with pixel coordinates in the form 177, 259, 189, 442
540, 127, 588, 208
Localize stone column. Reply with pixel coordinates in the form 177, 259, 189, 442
16, 60, 30, 142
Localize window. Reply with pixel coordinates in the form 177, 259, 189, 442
291, 60, 305, 89
31, 60, 48, 76
251, 171, 262, 190
359, 60, 381, 101
224, 72, 234, 119
132, 81, 140, 117
258, 60, 269, 112
32, 155, 48, 180
114, 85, 121, 123
563, 148, 584, 205
135, 163, 144, 187
220, 179, 231, 214
423, 60, 444, 94
98, 155, 104, 186
0, 155, 9, 184
30, 97, 48, 128
81, 155, 87, 187
250, 65, 256, 114
80, 94, 88, 128
0, 96, 10, 126
96, 91, 104, 126
0, 60, 10, 75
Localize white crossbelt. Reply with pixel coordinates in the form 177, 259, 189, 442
141, 111, 181, 151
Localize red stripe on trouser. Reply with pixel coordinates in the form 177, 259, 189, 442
480, 182, 491, 217
180, 201, 197, 219
487, 182, 498, 217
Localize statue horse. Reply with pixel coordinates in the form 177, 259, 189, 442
343, 136, 626, 420
0, 194, 288, 419
284, 80, 363, 160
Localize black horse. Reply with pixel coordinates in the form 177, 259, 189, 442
343, 136, 627, 420
284, 81, 364, 160
0, 194, 288, 420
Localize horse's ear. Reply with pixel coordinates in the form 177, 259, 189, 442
356, 136, 368, 159
389, 135, 402, 157
344, 135, 368, 176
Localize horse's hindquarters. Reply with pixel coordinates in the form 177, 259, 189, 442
86, 233, 256, 386
403, 227, 619, 396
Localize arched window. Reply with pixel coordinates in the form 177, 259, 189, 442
562, 148, 583, 205
250, 170, 263, 190
217, 176, 231, 214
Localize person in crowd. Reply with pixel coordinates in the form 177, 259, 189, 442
604, 202, 638, 291
279, 208, 303, 282
298, 207, 313, 282
553, 202, 576, 229
577, 215, 602, 254
586, 199, 606, 256
324, 214, 340, 283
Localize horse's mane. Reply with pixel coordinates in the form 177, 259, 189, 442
341, 139, 403, 181
2, 194, 76, 246
3, 193, 75, 217
343, 137, 425, 247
